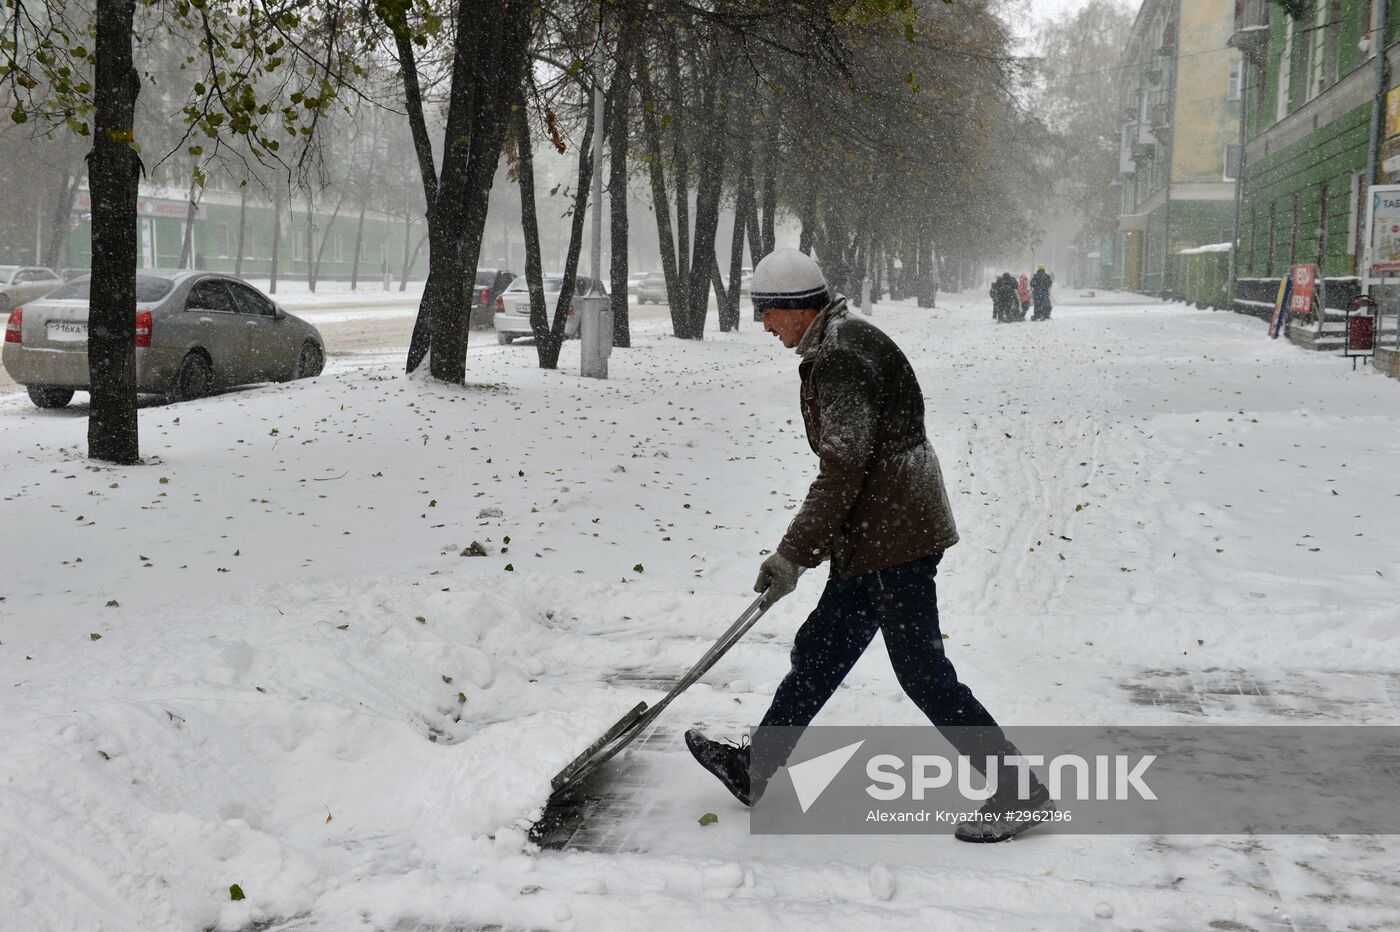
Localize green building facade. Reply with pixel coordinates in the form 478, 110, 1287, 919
44, 187, 429, 286
1231, 0, 1400, 311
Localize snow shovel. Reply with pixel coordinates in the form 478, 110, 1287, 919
549, 591, 771, 797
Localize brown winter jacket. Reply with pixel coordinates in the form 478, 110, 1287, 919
776, 298, 960, 579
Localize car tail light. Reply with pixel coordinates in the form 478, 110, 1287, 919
480, 287, 490, 306
135, 311, 152, 348
495, 296, 505, 314
5, 308, 20, 343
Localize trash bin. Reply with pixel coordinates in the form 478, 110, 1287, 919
578, 295, 612, 379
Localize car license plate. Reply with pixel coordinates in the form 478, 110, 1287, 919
46, 320, 88, 342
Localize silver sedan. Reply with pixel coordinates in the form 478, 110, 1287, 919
0, 265, 65, 311
2, 269, 325, 408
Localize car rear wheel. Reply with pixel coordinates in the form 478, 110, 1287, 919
27, 386, 74, 409
170, 351, 213, 402
295, 341, 324, 379
496, 333, 513, 345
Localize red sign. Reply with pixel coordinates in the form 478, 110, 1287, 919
1347, 315, 1375, 353
1288, 264, 1316, 314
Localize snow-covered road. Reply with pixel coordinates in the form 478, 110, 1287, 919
1, 291, 1398, 930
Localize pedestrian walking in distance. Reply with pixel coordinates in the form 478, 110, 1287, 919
1031, 265, 1054, 321
1017, 273, 1032, 320
685, 248, 1052, 843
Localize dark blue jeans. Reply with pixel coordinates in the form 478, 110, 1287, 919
756, 553, 1020, 783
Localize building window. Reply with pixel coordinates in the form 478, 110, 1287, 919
1248, 207, 1257, 275
1316, 183, 1330, 273
1224, 144, 1242, 182
1227, 59, 1243, 102
331, 232, 343, 263
214, 223, 230, 258
1267, 201, 1277, 270
291, 227, 304, 262
1348, 169, 1364, 270
1308, 0, 1326, 100
1324, 0, 1341, 88
1289, 191, 1301, 267
1276, 20, 1293, 121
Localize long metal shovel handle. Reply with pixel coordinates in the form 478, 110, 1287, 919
659, 592, 769, 703
549, 592, 772, 794
676, 593, 767, 684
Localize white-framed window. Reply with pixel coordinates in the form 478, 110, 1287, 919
1224, 144, 1242, 182
331, 232, 343, 263
1227, 59, 1243, 101
215, 223, 230, 257
292, 225, 304, 261
1276, 19, 1293, 121
1309, 0, 1328, 100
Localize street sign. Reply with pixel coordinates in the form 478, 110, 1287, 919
1289, 264, 1317, 314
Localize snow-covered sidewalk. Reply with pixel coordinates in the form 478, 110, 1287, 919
2, 292, 1399, 930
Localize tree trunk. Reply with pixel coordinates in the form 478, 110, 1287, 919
798, 186, 816, 255
723, 187, 749, 331
515, 103, 561, 368
710, 255, 727, 323
177, 173, 198, 269
399, 211, 414, 291
666, 38, 690, 316
636, 52, 685, 338
304, 204, 316, 291
233, 182, 248, 278
744, 178, 762, 265
269, 185, 282, 294
86, 0, 141, 464
349, 202, 366, 290
723, 90, 755, 332
403, 0, 528, 382
43, 168, 79, 271
310, 194, 345, 290
607, 25, 633, 349
760, 107, 778, 256
682, 40, 733, 340
551, 86, 598, 359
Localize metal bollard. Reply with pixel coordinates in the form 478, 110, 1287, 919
579, 296, 612, 379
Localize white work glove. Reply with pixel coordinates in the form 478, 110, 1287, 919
755, 552, 804, 608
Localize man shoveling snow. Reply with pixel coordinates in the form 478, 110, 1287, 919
686, 248, 1052, 843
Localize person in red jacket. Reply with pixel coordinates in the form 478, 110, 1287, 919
1017, 274, 1031, 320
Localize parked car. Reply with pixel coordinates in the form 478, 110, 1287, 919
636, 271, 668, 305
0, 266, 65, 312
627, 271, 649, 292
469, 268, 515, 330
724, 267, 753, 294
493, 274, 608, 344
3, 269, 325, 409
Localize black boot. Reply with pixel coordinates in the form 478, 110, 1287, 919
954, 781, 1053, 843
685, 729, 759, 807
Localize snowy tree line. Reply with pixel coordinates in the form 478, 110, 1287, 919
3, 0, 1045, 463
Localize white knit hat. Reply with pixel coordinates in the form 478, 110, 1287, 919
751, 248, 830, 310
